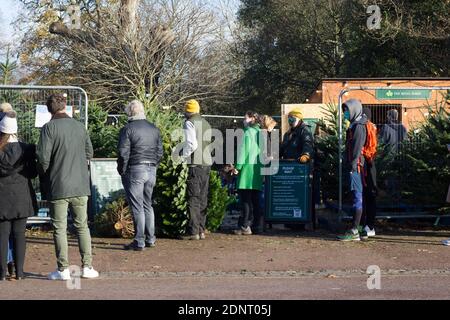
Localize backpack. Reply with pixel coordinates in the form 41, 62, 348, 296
362, 121, 378, 164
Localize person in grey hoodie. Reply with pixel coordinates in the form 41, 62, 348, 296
338, 99, 368, 242
379, 109, 407, 153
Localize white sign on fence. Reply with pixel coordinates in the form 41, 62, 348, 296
35, 105, 73, 128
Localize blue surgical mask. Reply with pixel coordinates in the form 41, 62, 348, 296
344, 111, 351, 121
288, 117, 297, 126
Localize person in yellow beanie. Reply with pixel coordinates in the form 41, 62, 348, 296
180, 99, 213, 241
280, 107, 314, 163
185, 99, 200, 114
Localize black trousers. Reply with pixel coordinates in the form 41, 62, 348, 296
238, 189, 262, 230
187, 166, 211, 235
0, 218, 28, 278
362, 164, 377, 229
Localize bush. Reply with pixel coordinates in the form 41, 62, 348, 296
385, 102, 450, 206
88, 103, 126, 158
207, 171, 233, 232
315, 103, 342, 202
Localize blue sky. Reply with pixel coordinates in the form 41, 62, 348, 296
0, 0, 20, 40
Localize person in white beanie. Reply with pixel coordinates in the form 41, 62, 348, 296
0, 111, 38, 281
0, 111, 18, 138
0, 108, 17, 278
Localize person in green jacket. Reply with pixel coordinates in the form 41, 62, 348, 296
233, 111, 264, 235
37, 94, 99, 281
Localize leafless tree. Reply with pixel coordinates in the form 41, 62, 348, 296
15, 0, 239, 112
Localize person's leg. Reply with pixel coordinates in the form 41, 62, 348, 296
198, 167, 211, 234
251, 190, 263, 233
143, 166, 157, 246
350, 171, 364, 230
338, 172, 363, 241
187, 167, 202, 235
0, 220, 11, 279
365, 188, 377, 230
125, 166, 147, 248
11, 218, 27, 278
238, 190, 252, 229
69, 196, 93, 268
50, 199, 70, 271
7, 236, 13, 264
362, 185, 368, 227
352, 191, 363, 230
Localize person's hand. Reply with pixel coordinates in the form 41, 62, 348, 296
298, 155, 310, 164
233, 169, 239, 175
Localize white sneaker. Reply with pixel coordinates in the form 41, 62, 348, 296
442, 239, 450, 246
364, 226, 376, 237
81, 266, 99, 279
48, 269, 71, 281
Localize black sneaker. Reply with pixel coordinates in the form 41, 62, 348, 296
124, 241, 144, 251
145, 242, 156, 248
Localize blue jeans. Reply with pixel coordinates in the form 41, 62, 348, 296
350, 172, 363, 211
7, 237, 13, 264
122, 164, 157, 248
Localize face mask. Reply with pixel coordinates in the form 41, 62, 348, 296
343, 111, 351, 121
288, 117, 297, 126
243, 119, 251, 127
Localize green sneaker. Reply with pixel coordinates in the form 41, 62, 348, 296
337, 231, 361, 242
360, 229, 369, 240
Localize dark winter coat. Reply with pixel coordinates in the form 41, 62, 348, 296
280, 121, 314, 160
379, 121, 407, 153
117, 119, 163, 175
0, 142, 38, 220
36, 113, 93, 201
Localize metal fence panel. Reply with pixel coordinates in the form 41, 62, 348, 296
0, 85, 89, 223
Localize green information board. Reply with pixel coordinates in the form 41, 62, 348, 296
265, 161, 312, 223
90, 159, 124, 216
376, 89, 431, 100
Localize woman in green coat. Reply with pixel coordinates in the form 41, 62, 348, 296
233, 111, 263, 235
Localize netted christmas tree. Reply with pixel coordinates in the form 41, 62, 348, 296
392, 100, 450, 207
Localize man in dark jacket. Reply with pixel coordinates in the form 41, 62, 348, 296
37, 94, 99, 280
118, 100, 163, 251
379, 109, 407, 153
280, 108, 314, 162
338, 99, 368, 242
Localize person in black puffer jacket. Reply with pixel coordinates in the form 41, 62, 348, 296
117, 100, 163, 251
0, 110, 38, 281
